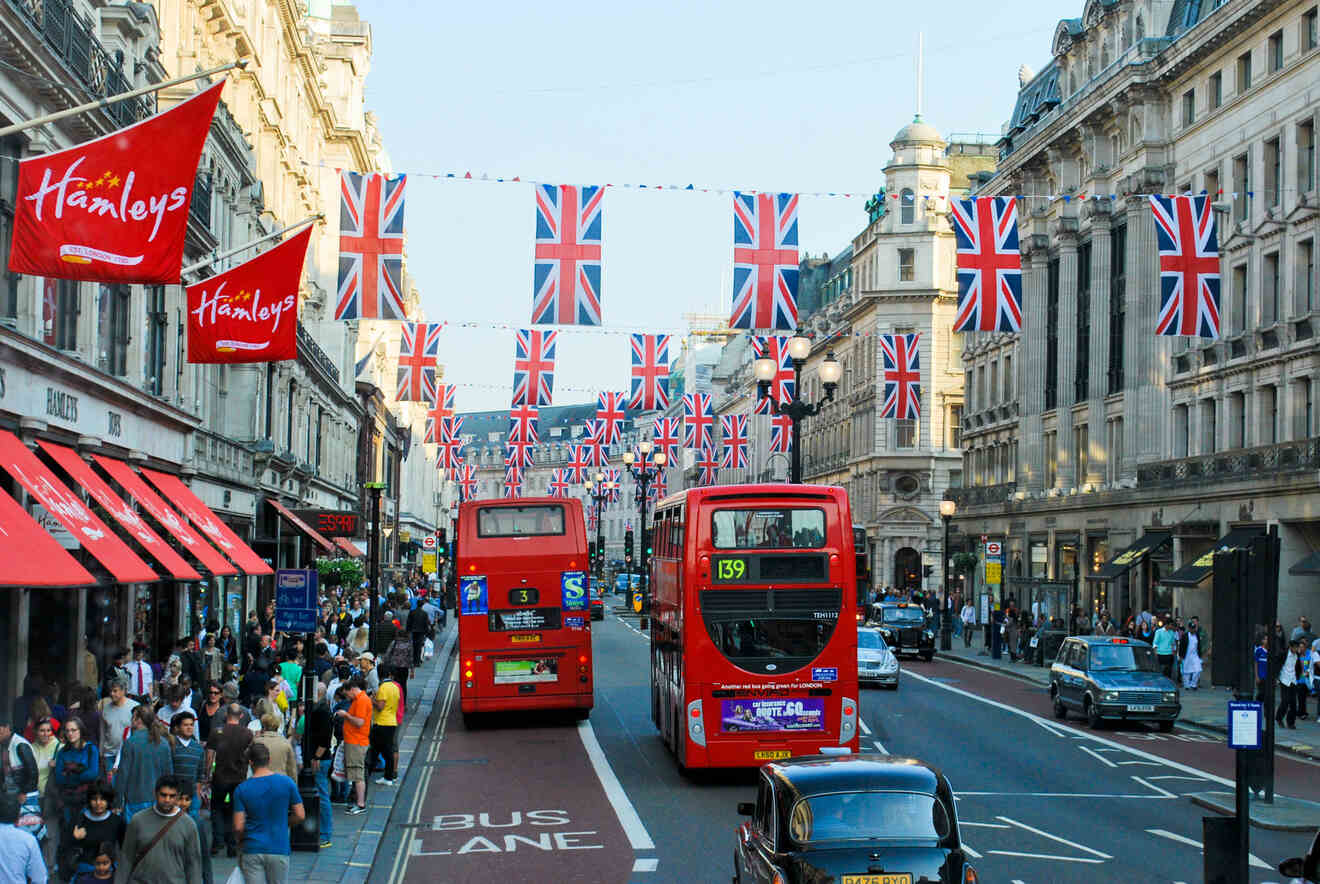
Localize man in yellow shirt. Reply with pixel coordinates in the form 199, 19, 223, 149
370, 666, 401, 786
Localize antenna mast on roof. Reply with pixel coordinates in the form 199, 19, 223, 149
916, 31, 924, 119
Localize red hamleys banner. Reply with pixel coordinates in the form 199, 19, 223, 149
8, 82, 224, 284
186, 226, 311, 363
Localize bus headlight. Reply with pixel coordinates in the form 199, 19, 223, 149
839, 697, 856, 745
686, 699, 705, 747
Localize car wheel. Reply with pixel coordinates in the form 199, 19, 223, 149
1085, 698, 1103, 729
1158, 719, 1174, 733
921, 652, 934, 662
1052, 692, 1068, 720
886, 680, 899, 691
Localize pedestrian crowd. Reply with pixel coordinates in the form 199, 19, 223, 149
1255, 616, 1319, 730
0, 575, 446, 883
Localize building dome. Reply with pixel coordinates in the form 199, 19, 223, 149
891, 115, 944, 147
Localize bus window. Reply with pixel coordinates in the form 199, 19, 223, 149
711, 508, 826, 549
704, 615, 839, 675
477, 505, 565, 537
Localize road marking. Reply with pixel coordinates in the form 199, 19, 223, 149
1147, 775, 1209, 782
904, 669, 1237, 788
632, 858, 659, 872
578, 720, 656, 851
1131, 775, 1178, 799
1033, 718, 1068, 738
1078, 745, 1117, 768
1116, 760, 1163, 766
859, 718, 872, 735
962, 843, 983, 858
872, 740, 889, 754
960, 821, 1011, 829
1145, 828, 1271, 869
957, 791, 1173, 799
996, 815, 1112, 859
986, 850, 1105, 864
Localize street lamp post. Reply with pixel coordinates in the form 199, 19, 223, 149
623, 441, 667, 612
939, 499, 956, 652
753, 335, 842, 483
586, 472, 611, 585
365, 481, 384, 654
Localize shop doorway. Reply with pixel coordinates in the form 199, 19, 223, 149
894, 547, 922, 594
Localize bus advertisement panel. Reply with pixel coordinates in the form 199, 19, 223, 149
456, 497, 593, 722
649, 485, 859, 768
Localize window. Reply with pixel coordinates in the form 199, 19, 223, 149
1232, 264, 1249, 334
1268, 30, 1284, 72
97, 284, 130, 377
788, 791, 952, 846
898, 248, 914, 282
948, 469, 962, 488
1233, 152, 1250, 222
477, 504, 565, 537
712, 508, 825, 549
1300, 120, 1316, 193
1205, 166, 1220, 198
1182, 89, 1195, 126
1076, 241, 1091, 401
315, 406, 325, 470
1046, 258, 1060, 410
43, 279, 79, 351
1074, 423, 1089, 485
1229, 392, 1246, 448
0, 135, 19, 318
977, 365, 986, 407
1200, 398, 1217, 454
1209, 71, 1223, 109
1044, 431, 1058, 487
144, 285, 167, 396
1173, 404, 1190, 457
1107, 417, 1124, 483
1261, 384, 1278, 444
285, 379, 296, 450
1004, 355, 1014, 400
896, 418, 917, 449
264, 364, 275, 440
948, 405, 962, 449
900, 188, 915, 225
964, 369, 973, 411
1306, 7, 1318, 51
989, 359, 999, 404
1265, 137, 1281, 207
1108, 225, 1126, 394
1236, 51, 1252, 92
1300, 239, 1316, 313
1294, 377, 1313, 439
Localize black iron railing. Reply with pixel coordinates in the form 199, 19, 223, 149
946, 482, 1017, 508
297, 322, 340, 384
1136, 438, 1320, 487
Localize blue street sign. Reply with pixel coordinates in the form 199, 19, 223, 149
1227, 700, 1263, 750
275, 568, 318, 633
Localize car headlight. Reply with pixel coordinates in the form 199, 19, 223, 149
1163, 691, 1178, 702
924, 630, 934, 639
880, 658, 898, 672
1101, 691, 1120, 701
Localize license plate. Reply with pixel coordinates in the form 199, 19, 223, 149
510, 634, 541, 644
842, 875, 912, 884
1127, 704, 1155, 712
753, 750, 791, 760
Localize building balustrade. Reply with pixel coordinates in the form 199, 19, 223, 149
1136, 438, 1320, 487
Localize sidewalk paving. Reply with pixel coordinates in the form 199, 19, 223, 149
210, 621, 456, 884
937, 627, 1320, 761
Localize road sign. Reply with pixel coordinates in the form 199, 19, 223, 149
422, 552, 437, 574
985, 541, 1002, 557
422, 534, 437, 551
1227, 701, 1263, 749
632, 590, 644, 613
275, 568, 318, 633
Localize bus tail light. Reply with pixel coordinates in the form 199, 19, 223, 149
686, 699, 706, 747
963, 865, 979, 884
839, 697, 856, 745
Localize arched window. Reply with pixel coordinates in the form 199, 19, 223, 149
900, 188, 915, 224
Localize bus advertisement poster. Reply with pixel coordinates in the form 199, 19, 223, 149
720, 698, 825, 733
493, 658, 559, 684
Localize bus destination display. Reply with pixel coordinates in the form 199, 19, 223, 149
507, 587, 540, 606
488, 607, 561, 632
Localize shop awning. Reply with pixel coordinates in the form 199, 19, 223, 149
267, 499, 334, 554
335, 537, 366, 558
1162, 526, 1267, 587
39, 441, 201, 581
0, 489, 96, 587
93, 455, 238, 577
1290, 549, 1320, 576
1086, 531, 1172, 582
0, 430, 158, 583
139, 468, 274, 576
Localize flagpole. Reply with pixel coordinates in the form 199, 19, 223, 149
0, 61, 247, 139
181, 213, 323, 277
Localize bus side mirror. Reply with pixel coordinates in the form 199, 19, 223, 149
737, 802, 755, 816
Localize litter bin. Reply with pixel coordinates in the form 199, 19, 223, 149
1035, 629, 1068, 666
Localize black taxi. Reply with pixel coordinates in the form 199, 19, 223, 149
733, 754, 977, 884
868, 603, 935, 662
1049, 635, 1181, 730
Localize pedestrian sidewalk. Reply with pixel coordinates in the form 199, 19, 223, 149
211, 621, 456, 884
937, 628, 1320, 760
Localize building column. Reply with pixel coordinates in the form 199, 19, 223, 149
1056, 225, 1079, 490
1087, 213, 1112, 486
1022, 238, 1049, 493
1123, 190, 1173, 470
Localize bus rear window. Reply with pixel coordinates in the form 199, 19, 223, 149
711, 508, 825, 549
477, 505, 565, 537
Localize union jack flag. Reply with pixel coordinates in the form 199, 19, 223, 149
511, 328, 557, 407
532, 184, 603, 326
752, 335, 795, 415
395, 322, 442, 402
1151, 194, 1221, 338
335, 171, 407, 321
566, 443, 593, 483
683, 392, 714, 450
651, 416, 680, 463
720, 414, 749, 469
548, 468, 571, 498
770, 413, 792, 454
456, 463, 478, 501
730, 192, 799, 331
604, 467, 623, 503
696, 446, 720, 486
595, 392, 627, 446
503, 472, 523, 499
951, 196, 1022, 333
582, 419, 610, 467
446, 455, 464, 482
504, 438, 535, 469
648, 472, 667, 502
879, 333, 921, 420
437, 416, 464, 470
424, 384, 456, 444
507, 402, 539, 444
628, 334, 671, 411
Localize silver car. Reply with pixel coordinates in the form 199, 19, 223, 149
858, 627, 899, 689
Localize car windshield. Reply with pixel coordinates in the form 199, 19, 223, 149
1089, 643, 1159, 672
857, 630, 888, 651
882, 607, 925, 625
711, 508, 825, 549
789, 791, 951, 845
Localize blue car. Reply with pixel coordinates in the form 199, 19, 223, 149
1049, 635, 1181, 730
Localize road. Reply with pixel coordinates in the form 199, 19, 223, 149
371, 608, 1320, 883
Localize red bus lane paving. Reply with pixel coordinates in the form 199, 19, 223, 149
917, 659, 1320, 803
402, 700, 640, 883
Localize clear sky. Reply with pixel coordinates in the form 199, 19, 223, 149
354, 0, 1063, 412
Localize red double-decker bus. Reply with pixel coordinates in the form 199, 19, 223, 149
649, 484, 860, 768
456, 497, 593, 724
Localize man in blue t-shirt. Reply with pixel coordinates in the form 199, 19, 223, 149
232, 740, 304, 883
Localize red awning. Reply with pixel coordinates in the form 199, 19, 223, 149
39, 441, 202, 581
334, 537, 366, 558
0, 489, 97, 587
140, 468, 274, 576
93, 455, 238, 577
0, 430, 157, 583
267, 499, 335, 553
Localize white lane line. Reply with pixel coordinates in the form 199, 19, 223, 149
1131, 775, 1178, 799
962, 843, 983, 858
1145, 828, 1271, 869
960, 821, 1012, 829
872, 740, 889, 754
1011, 879, 1026, 884
996, 815, 1113, 859
903, 669, 1237, 788
1079, 745, 1117, 768
859, 718, 872, 736
1116, 760, 1163, 766
1147, 775, 1210, 781
957, 791, 1173, 799
987, 851, 1105, 864
1033, 718, 1068, 738
632, 858, 659, 872
578, 719, 657, 851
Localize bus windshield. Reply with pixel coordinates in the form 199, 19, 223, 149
712, 508, 825, 549
704, 615, 839, 675
476, 505, 564, 537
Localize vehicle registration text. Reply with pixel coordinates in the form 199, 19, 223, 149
510, 634, 541, 644
753, 750, 791, 760
842, 875, 912, 884
1127, 704, 1155, 712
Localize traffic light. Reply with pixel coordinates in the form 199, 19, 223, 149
923, 564, 933, 578
625, 528, 634, 563
438, 528, 448, 556
588, 540, 597, 565
643, 526, 652, 557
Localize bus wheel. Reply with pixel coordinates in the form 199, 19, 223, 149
462, 711, 478, 730
574, 707, 591, 722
